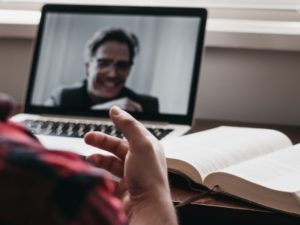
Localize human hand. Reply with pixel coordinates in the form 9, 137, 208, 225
84, 106, 177, 225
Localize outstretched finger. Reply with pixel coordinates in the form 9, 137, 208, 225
109, 106, 153, 146
84, 131, 128, 161
87, 154, 124, 178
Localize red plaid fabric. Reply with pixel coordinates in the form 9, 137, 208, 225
0, 120, 127, 225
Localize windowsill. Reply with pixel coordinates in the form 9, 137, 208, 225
206, 19, 300, 51
0, 9, 300, 51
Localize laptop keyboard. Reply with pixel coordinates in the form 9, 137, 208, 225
22, 119, 173, 140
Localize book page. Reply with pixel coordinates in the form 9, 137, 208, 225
208, 144, 300, 192
204, 144, 300, 215
162, 126, 292, 181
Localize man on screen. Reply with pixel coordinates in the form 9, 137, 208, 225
45, 28, 159, 113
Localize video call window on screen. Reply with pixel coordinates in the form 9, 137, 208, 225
31, 12, 201, 115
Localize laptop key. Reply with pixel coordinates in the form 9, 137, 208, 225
21, 119, 173, 140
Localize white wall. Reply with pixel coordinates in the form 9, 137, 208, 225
1, 38, 300, 126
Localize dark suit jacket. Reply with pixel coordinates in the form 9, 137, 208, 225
47, 80, 159, 113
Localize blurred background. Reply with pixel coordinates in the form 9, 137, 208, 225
0, 0, 300, 125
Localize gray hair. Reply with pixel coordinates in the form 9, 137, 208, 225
84, 27, 139, 63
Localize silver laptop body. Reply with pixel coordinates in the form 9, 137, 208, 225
12, 4, 207, 156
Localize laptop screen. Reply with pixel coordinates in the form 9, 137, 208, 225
26, 4, 207, 124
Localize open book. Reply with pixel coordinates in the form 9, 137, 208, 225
161, 126, 300, 216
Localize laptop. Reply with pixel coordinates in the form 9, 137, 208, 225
11, 4, 207, 156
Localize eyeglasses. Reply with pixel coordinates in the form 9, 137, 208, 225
96, 58, 132, 73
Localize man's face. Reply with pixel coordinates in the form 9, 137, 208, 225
86, 41, 131, 100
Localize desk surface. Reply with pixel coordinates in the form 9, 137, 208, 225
171, 119, 300, 225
